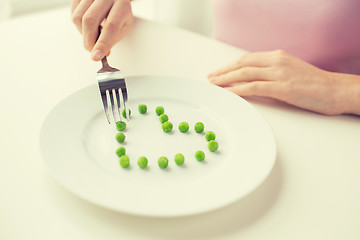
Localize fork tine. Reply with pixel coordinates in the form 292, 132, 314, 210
97, 53, 128, 123
115, 88, 122, 122
121, 87, 129, 120
101, 91, 110, 124
109, 89, 117, 123
120, 84, 128, 102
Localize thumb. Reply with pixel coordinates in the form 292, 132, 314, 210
90, 38, 112, 61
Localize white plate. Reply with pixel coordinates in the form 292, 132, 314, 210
40, 75, 276, 217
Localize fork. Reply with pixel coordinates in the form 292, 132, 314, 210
96, 26, 129, 124
97, 56, 129, 124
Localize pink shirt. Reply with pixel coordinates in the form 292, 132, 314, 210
212, 0, 360, 74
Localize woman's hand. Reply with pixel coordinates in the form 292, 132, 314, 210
71, 0, 134, 61
208, 50, 360, 116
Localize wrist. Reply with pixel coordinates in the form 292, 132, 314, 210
332, 72, 360, 116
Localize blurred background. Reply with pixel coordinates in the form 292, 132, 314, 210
0, 0, 213, 36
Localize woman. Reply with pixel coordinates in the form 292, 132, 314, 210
71, 0, 360, 116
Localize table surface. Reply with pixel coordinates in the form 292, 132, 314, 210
1, 7, 359, 240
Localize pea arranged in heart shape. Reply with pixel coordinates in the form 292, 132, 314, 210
115, 104, 219, 169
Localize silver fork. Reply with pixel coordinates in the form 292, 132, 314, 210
97, 56, 129, 123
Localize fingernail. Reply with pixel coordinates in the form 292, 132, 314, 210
209, 77, 217, 83
91, 50, 104, 61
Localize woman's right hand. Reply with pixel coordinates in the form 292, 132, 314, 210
71, 0, 134, 61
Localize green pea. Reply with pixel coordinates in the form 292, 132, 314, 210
162, 121, 173, 132
116, 121, 126, 131
194, 122, 204, 133
137, 156, 148, 169
158, 156, 169, 169
122, 109, 131, 118
195, 150, 205, 161
119, 155, 130, 168
138, 104, 147, 114
155, 106, 165, 116
208, 140, 219, 152
174, 153, 185, 165
205, 131, 216, 141
115, 132, 126, 143
115, 147, 126, 157
159, 114, 169, 123
178, 122, 189, 133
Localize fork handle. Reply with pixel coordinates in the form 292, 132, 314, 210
96, 25, 102, 41
101, 56, 110, 68
97, 26, 110, 68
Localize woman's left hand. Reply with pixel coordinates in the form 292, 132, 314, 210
208, 50, 357, 115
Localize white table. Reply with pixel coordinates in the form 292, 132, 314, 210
1, 8, 359, 240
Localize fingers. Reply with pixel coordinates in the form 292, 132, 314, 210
91, 0, 133, 61
209, 57, 246, 78
209, 51, 278, 78
210, 66, 273, 87
71, 0, 82, 13
82, 0, 114, 51
71, 0, 94, 33
72, 0, 133, 61
230, 82, 279, 99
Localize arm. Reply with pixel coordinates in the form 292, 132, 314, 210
208, 50, 360, 116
